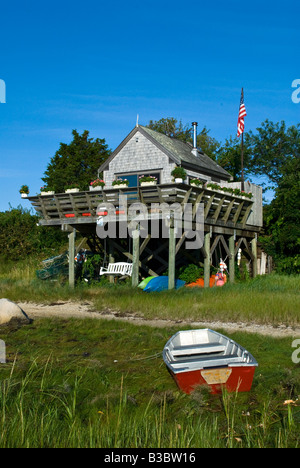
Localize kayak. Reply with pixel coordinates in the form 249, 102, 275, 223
143, 276, 185, 292
138, 276, 156, 289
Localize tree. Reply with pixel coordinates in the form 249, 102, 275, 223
246, 120, 300, 190
260, 157, 300, 273
42, 130, 111, 193
263, 158, 300, 253
0, 207, 67, 260
197, 126, 221, 161
216, 135, 251, 181
147, 117, 192, 142
147, 118, 221, 160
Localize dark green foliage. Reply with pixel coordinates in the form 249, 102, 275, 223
178, 264, 204, 283
246, 120, 300, 190
147, 118, 220, 160
147, 117, 192, 142
0, 207, 67, 260
42, 129, 111, 193
260, 157, 300, 274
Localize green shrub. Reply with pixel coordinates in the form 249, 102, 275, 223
178, 264, 204, 283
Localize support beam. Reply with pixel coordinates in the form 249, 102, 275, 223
168, 216, 176, 290
68, 228, 76, 288
108, 239, 115, 284
251, 236, 258, 278
229, 235, 235, 283
110, 238, 157, 277
132, 226, 140, 287
204, 232, 211, 288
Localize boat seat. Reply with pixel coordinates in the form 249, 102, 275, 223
169, 354, 241, 370
172, 343, 226, 357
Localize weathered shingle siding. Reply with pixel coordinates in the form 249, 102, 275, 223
103, 130, 176, 188
103, 130, 222, 188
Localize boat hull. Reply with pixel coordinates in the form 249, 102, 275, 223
171, 365, 256, 394
163, 329, 258, 394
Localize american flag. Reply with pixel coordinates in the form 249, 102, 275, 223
237, 88, 247, 137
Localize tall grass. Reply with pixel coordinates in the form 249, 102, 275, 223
0, 358, 298, 448
89, 275, 300, 326
0, 318, 299, 448
0, 258, 299, 327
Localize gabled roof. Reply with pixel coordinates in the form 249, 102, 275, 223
99, 125, 232, 181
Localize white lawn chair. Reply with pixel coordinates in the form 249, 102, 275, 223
100, 262, 133, 277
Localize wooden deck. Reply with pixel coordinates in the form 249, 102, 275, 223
27, 183, 258, 233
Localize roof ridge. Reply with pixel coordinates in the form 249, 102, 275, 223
140, 125, 231, 179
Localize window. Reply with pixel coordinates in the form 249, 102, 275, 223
116, 171, 161, 188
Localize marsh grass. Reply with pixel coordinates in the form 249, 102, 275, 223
89, 274, 300, 326
0, 318, 299, 448
0, 258, 299, 327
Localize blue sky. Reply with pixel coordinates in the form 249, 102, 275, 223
0, 0, 299, 211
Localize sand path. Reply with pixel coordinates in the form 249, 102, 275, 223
17, 301, 300, 338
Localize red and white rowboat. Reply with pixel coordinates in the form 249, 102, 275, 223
163, 329, 258, 394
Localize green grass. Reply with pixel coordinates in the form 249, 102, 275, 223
0, 317, 299, 448
1, 272, 299, 327
0, 261, 299, 447
90, 274, 300, 326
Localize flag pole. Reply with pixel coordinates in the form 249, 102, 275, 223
241, 130, 245, 192
240, 87, 245, 191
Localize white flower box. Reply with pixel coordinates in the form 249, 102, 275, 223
65, 188, 80, 193
112, 184, 128, 189
140, 181, 157, 187
41, 191, 55, 196
89, 185, 103, 191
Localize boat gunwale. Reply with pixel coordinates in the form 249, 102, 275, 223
163, 328, 258, 374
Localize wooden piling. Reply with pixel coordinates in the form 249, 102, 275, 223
68, 228, 76, 288
132, 226, 140, 287
168, 216, 176, 290
229, 235, 235, 283
251, 236, 258, 278
204, 232, 210, 288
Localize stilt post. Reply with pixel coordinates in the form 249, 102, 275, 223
168, 215, 176, 290
204, 232, 210, 288
229, 235, 235, 283
108, 239, 115, 284
68, 228, 76, 288
132, 225, 140, 287
251, 235, 258, 278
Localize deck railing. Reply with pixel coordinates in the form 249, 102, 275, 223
27, 183, 255, 230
